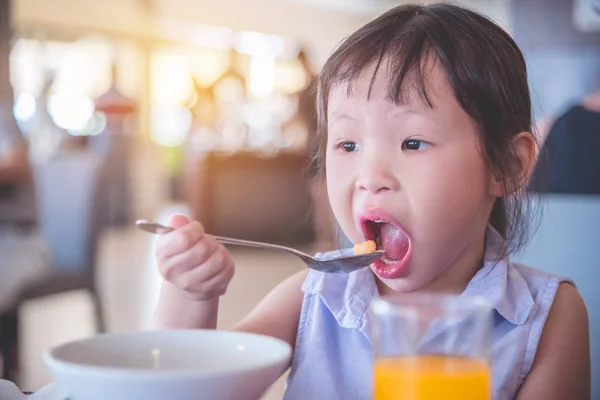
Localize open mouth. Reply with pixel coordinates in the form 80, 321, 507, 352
360, 214, 411, 279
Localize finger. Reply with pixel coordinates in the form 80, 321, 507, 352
167, 214, 190, 228
177, 243, 230, 284
161, 234, 220, 281
156, 221, 205, 261
185, 255, 235, 298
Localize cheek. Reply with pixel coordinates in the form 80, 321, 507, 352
326, 153, 359, 240
326, 158, 347, 211
325, 148, 351, 194
409, 148, 490, 228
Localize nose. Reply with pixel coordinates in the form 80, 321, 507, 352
355, 159, 400, 194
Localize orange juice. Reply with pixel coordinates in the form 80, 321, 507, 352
373, 355, 490, 400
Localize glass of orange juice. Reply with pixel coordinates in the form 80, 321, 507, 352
370, 293, 492, 400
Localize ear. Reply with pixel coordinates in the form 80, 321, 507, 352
489, 132, 537, 197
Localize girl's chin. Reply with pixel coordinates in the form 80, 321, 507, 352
371, 256, 410, 280
373, 272, 423, 295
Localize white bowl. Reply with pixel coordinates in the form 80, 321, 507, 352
44, 330, 292, 400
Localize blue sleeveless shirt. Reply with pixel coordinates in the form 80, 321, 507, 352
284, 228, 570, 400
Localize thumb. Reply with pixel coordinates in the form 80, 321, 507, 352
167, 214, 190, 229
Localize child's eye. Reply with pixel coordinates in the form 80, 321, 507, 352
402, 139, 430, 151
337, 141, 359, 153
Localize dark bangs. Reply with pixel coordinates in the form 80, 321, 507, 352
314, 3, 538, 255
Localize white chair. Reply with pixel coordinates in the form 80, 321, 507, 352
0, 151, 108, 383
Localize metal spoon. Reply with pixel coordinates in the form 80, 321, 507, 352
136, 220, 384, 274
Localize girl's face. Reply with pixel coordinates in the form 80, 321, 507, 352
326, 62, 501, 294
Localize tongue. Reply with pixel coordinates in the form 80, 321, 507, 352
380, 223, 410, 260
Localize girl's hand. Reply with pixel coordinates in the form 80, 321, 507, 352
155, 215, 235, 301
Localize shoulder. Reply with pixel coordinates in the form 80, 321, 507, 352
558, 104, 585, 122
509, 262, 579, 321
517, 282, 590, 399
509, 262, 572, 293
509, 262, 554, 279
542, 283, 588, 339
541, 283, 588, 343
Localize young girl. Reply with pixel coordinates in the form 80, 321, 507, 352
153, 3, 590, 399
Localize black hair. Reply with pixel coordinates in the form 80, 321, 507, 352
314, 3, 538, 254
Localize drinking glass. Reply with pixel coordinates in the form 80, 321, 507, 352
370, 293, 493, 400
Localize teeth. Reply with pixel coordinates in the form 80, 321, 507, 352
382, 256, 395, 265
373, 219, 385, 223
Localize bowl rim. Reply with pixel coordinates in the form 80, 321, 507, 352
44, 329, 292, 379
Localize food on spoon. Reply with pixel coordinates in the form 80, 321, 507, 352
354, 240, 377, 255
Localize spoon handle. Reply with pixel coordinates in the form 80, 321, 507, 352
136, 220, 311, 259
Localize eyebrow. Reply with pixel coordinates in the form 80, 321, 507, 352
330, 110, 356, 121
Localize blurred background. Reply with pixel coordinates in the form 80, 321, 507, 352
0, 0, 598, 398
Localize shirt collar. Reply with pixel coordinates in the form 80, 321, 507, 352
304, 226, 535, 336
